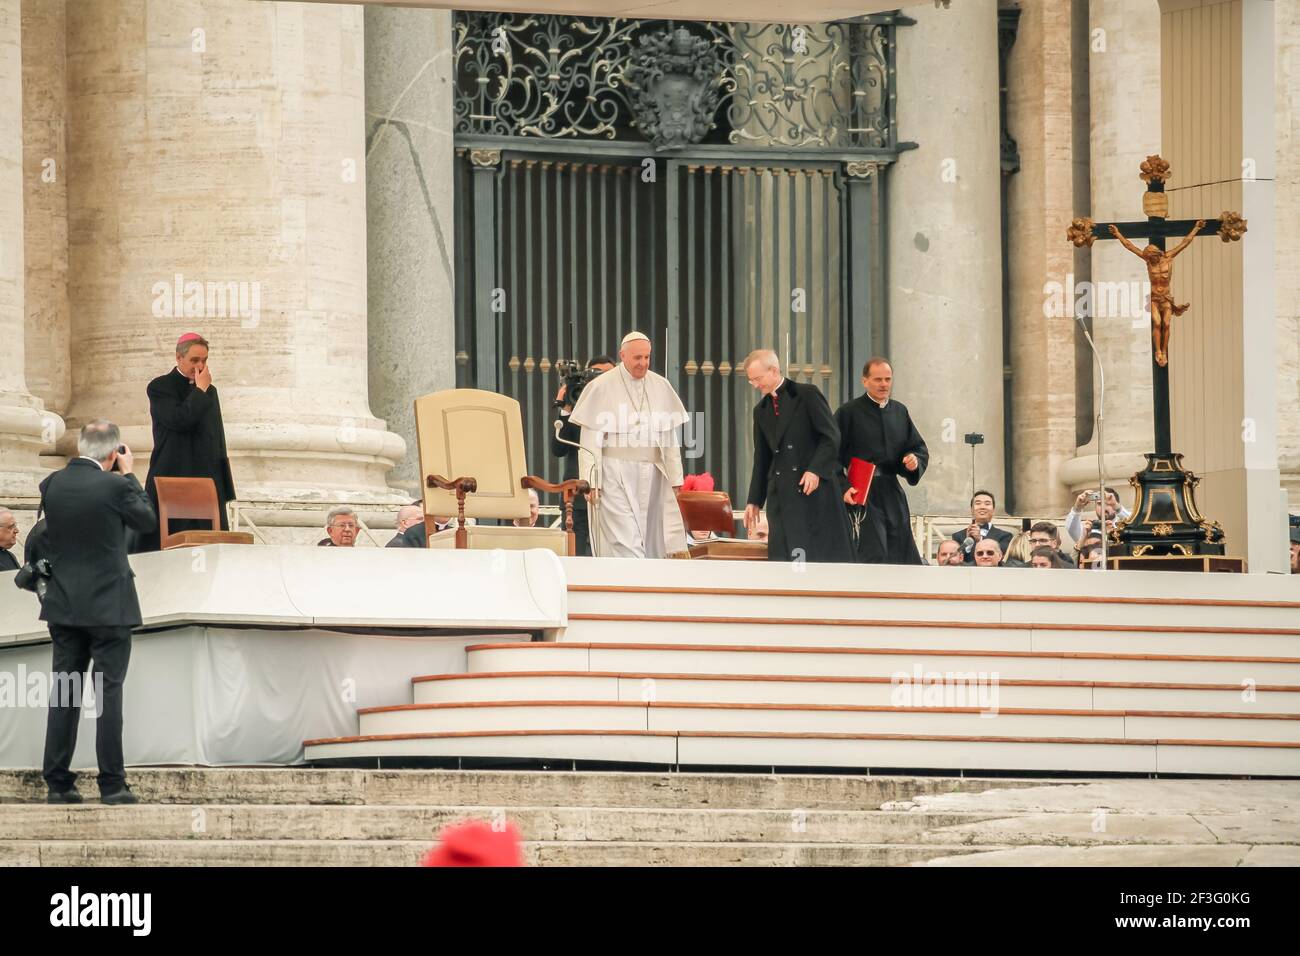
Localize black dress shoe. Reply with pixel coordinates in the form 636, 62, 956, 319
46, 788, 84, 804
100, 788, 139, 806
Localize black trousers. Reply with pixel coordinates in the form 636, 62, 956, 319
42, 624, 132, 793
571, 503, 592, 557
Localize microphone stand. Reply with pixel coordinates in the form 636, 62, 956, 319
1075, 313, 1108, 572
554, 419, 600, 555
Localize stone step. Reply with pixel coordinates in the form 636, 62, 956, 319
466, 642, 1300, 685
0, 768, 1035, 810
4, 804, 1276, 847
562, 615, 1300, 658
412, 671, 1300, 714
0, 838, 998, 867
302, 730, 1300, 776
0, 804, 1005, 844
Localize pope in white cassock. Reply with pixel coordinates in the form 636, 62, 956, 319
568, 331, 689, 558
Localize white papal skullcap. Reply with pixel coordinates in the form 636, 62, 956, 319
621, 331, 650, 347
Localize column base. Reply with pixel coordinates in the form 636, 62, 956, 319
0, 393, 65, 498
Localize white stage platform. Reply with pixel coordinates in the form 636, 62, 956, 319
0, 546, 563, 767
1, 546, 1298, 775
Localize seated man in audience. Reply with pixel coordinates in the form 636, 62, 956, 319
1077, 536, 1104, 569
1030, 545, 1071, 569
1028, 520, 1072, 566
0, 507, 19, 572
388, 503, 423, 546
746, 511, 769, 542
387, 512, 475, 549
1064, 487, 1129, 544
952, 490, 1014, 563
318, 507, 358, 547
972, 538, 1003, 567
512, 489, 541, 528
934, 539, 964, 566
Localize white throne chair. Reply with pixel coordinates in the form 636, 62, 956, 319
413, 388, 589, 556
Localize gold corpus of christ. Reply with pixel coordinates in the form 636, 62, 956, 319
1065, 154, 1247, 368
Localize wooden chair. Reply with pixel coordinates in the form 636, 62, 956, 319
677, 491, 738, 538
414, 389, 589, 556
155, 477, 254, 550
675, 490, 768, 560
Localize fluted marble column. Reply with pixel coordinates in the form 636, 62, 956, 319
1058, 0, 1160, 503
365, 4, 456, 494
1003, 0, 1078, 517
887, 0, 1004, 514
61, 0, 404, 503
21, 0, 70, 437
1276, 0, 1300, 510
0, 0, 62, 498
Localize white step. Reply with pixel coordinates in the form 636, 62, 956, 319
562, 616, 1300, 657
302, 730, 1300, 776
353, 699, 1300, 744
465, 642, 1300, 685
411, 672, 1300, 715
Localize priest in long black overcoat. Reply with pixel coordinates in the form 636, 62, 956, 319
141, 333, 236, 550
743, 352, 854, 564
834, 358, 929, 565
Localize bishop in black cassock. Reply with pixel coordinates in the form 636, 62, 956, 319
744, 355, 854, 564
834, 360, 929, 565
142, 333, 236, 550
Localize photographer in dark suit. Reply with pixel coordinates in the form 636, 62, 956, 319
552, 355, 614, 556
35, 420, 156, 805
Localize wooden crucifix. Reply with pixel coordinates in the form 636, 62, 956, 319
1066, 154, 1247, 456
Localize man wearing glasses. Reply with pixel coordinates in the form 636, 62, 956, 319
0, 508, 19, 571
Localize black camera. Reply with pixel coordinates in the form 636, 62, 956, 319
554, 360, 603, 409
14, 557, 53, 601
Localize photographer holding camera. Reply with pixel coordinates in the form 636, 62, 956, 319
553, 355, 614, 556
29, 420, 157, 805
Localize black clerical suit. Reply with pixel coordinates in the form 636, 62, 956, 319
0, 548, 17, 572
834, 394, 929, 565
951, 523, 1015, 564
552, 409, 592, 556
747, 379, 854, 563
143, 368, 235, 551
35, 457, 156, 796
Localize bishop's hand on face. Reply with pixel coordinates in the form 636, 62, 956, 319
195, 365, 213, 392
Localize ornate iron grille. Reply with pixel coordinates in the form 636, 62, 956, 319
451, 13, 912, 523
454, 13, 905, 152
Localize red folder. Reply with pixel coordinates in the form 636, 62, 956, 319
847, 458, 875, 507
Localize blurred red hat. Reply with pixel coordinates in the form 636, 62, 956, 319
421, 819, 524, 867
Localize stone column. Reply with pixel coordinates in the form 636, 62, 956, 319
887, 0, 1004, 514
0, 0, 62, 499
61, 0, 404, 507
1276, 0, 1300, 511
21, 0, 70, 439
364, 5, 456, 495
1158, 0, 1287, 572
1003, 0, 1077, 517
1058, 0, 1160, 506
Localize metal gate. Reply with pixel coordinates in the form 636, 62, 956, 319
452, 13, 909, 504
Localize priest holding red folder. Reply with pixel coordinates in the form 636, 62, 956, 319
835, 357, 929, 565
